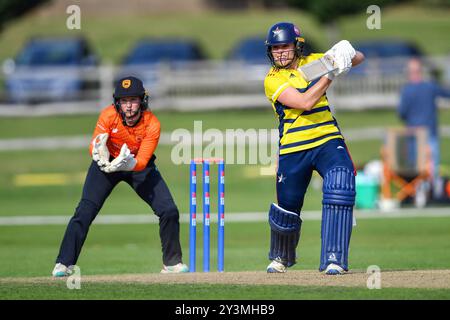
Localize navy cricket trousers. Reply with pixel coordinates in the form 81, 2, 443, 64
276, 138, 355, 213
56, 156, 183, 266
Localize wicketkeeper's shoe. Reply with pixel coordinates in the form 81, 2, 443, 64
266, 259, 287, 273
324, 263, 345, 275
160, 263, 189, 274
52, 263, 74, 277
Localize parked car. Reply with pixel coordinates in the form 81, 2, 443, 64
354, 39, 422, 58
226, 36, 267, 65
116, 38, 207, 93
225, 36, 320, 82
122, 38, 206, 66
3, 36, 99, 103
226, 36, 319, 65
349, 39, 423, 76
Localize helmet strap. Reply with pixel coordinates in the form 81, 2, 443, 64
268, 49, 299, 69
119, 108, 142, 127
113, 94, 147, 127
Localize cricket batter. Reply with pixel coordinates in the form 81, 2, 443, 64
52, 76, 188, 276
264, 22, 365, 274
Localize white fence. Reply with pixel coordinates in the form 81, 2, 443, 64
1, 56, 449, 116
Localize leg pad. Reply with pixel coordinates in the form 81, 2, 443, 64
320, 167, 355, 271
268, 203, 302, 267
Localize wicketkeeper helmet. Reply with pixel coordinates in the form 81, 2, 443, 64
113, 76, 149, 126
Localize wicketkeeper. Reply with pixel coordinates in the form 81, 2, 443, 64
52, 76, 188, 276
263, 22, 365, 274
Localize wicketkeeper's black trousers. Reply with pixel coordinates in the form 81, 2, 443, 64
56, 156, 183, 267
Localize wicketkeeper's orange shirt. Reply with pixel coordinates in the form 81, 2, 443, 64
89, 105, 161, 171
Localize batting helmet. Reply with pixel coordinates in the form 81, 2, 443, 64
265, 22, 305, 67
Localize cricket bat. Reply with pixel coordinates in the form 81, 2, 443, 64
298, 55, 338, 82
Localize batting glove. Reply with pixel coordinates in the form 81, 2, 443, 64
325, 40, 356, 77
101, 143, 137, 173
92, 133, 110, 168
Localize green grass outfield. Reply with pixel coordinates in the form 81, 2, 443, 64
0, 109, 450, 215
2, 108, 450, 138
1, 283, 449, 300
0, 108, 409, 138
1, 109, 450, 299
1, 217, 450, 299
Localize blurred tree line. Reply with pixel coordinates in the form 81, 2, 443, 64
207, 0, 448, 43
1, 0, 448, 32
207, 0, 449, 21
286, 0, 449, 22
286, 0, 410, 23
0, 0, 50, 32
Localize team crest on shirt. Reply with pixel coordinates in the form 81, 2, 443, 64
122, 79, 131, 88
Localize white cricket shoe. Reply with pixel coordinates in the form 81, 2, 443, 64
52, 263, 74, 277
324, 263, 345, 275
266, 259, 287, 273
160, 263, 189, 274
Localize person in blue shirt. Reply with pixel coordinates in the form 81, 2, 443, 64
398, 58, 450, 192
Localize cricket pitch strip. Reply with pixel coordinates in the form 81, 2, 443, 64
2, 269, 450, 289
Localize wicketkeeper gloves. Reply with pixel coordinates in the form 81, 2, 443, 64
325, 40, 356, 79
101, 143, 137, 173
92, 133, 110, 169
